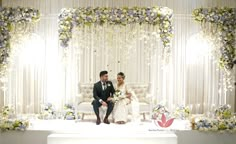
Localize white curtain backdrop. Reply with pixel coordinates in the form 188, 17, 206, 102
1, 0, 235, 114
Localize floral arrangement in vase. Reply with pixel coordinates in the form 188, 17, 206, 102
0, 105, 14, 119
64, 104, 76, 120
38, 103, 55, 120
152, 104, 170, 120
173, 105, 191, 120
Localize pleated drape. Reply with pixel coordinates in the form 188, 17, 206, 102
0, 0, 235, 114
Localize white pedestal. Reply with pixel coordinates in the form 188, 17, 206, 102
47, 133, 177, 144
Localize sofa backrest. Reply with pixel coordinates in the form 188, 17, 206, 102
79, 83, 149, 103
79, 84, 94, 102
127, 83, 149, 103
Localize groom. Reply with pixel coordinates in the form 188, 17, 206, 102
92, 70, 115, 125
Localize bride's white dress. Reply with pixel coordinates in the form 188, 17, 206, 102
113, 83, 140, 123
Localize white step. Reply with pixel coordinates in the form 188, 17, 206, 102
47, 132, 177, 144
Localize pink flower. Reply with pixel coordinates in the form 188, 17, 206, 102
155, 113, 174, 128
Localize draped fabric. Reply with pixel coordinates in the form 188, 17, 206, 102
1, 0, 235, 114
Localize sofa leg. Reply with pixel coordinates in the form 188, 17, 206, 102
143, 113, 146, 120
81, 113, 85, 120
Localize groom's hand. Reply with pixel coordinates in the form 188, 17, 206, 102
102, 101, 107, 106
107, 97, 112, 101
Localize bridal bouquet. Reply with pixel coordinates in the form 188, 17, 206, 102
112, 89, 123, 103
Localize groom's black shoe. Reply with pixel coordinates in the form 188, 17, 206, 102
103, 118, 110, 124
96, 118, 101, 125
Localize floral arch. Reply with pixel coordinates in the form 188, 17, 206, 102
0, 7, 40, 76
193, 7, 236, 71
58, 6, 173, 60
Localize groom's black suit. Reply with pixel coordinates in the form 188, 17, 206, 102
92, 81, 115, 120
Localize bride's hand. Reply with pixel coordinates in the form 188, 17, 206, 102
126, 93, 131, 98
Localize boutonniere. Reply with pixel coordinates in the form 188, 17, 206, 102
107, 84, 111, 87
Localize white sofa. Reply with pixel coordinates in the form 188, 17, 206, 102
76, 83, 151, 120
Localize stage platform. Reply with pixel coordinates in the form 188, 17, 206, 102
0, 120, 236, 144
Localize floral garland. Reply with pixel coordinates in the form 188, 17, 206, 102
58, 7, 173, 57
0, 105, 29, 132
194, 117, 236, 133
0, 7, 40, 76
0, 119, 29, 131
193, 104, 236, 133
214, 104, 232, 119
193, 7, 236, 70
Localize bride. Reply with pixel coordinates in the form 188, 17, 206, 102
112, 72, 140, 124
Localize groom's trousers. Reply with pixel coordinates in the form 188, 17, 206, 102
92, 100, 114, 119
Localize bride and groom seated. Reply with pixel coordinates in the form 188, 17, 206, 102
92, 70, 139, 125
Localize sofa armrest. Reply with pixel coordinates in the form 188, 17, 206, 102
76, 93, 83, 104
144, 93, 153, 104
